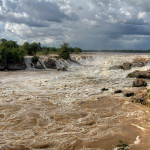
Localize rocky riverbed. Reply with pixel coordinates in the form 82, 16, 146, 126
1, 53, 150, 149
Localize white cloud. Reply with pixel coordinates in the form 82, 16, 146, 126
1, 0, 150, 49
138, 12, 146, 19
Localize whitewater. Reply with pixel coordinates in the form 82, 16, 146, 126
1, 53, 150, 149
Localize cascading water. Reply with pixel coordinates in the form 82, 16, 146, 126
24, 57, 35, 70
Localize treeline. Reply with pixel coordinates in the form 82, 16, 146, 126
84, 50, 150, 53
0, 38, 82, 64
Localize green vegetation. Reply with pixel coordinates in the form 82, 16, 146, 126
117, 139, 130, 150
0, 38, 24, 64
0, 38, 82, 65
31, 55, 39, 63
58, 43, 70, 59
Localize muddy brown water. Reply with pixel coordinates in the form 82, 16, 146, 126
0, 54, 150, 150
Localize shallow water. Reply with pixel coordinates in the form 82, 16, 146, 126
0, 53, 150, 149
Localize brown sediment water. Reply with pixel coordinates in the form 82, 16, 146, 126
0, 54, 150, 150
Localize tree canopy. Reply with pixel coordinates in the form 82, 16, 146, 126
58, 43, 70, 59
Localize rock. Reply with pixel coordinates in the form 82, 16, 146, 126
127, 70, 140, 78
0, 63, 6, 71
34, 61, 44, 69
122, 62, 132, 70
44, 58, 56, 69
127, 70, 150, 79
101, 88, 109, 92
67, 58, 80, 65
132, 58, 148, 67
132, 79, 147, 87
7, 61, 27, 71
131, 89, 150, 107
132, 90, 147, 103
109, 65, 122, 70
32, 142, 54, 149
114, 90, 123, 94
124, 91, 135, 97
57, 67, 67, 71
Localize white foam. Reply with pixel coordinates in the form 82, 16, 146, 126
134, 136, 141, 145
131, 124, 145, 131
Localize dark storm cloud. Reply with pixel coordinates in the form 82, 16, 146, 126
1, 0, 150, 50
0, 0, 78, 27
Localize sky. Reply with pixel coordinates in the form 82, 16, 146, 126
0, 0, 150, 50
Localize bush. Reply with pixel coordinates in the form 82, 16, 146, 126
32, 55, 39, 63
58, 43, 70, 60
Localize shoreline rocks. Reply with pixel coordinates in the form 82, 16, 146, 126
110, 58, 149, 70
44, 58, 57, 69
127, 70, 150, 79
131, 89, 150, 107
132, 79, 147, 87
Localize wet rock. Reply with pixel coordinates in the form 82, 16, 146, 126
57, 67, 67, 71
127, 70, 150, 79
101, 88, 109, 92
7, 62, 27, 71
114, 90, 123, 94
127, 70, 140, 78
109, 65, 122, 70
132, 58, 148, 67
124, 91, 135, 97
132, 79, 147, 87
44, 58, 56, 69
132, 90, 147, 103
67, 58, 80, 65
32, 142, 54, 149
0, 63, 6, 71
122, 62, 132, 70
34, 61, 44, 69
131, 89, 150, 107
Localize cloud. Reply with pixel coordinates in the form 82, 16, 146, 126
1, 0, 150, 49
0, 0, 78, 27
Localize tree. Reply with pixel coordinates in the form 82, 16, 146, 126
0, 39, 24, 64
58, 43, 70, 59
30, 42, 41, 55
74, 47, 82, 53
20, 42, 30, 55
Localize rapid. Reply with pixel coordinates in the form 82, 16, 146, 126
0, 53, 150, 150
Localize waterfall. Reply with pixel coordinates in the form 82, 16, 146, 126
54, 59, 69, 70
39, 59, 48, 70
24, 57, 35, 70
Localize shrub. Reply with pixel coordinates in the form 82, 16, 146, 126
32, 55, 39, 63
58, 43, 70, 60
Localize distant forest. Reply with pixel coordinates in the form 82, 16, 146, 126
83, 49, 150, 53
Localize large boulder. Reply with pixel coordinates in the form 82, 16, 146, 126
122, 62, 132, 70
132, 79, 147, 87
110, 62, 132, 70
132, 58, 148, 67
127, 70, 150, 79
7, 62, 27, 71
44, 58, 56, 69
